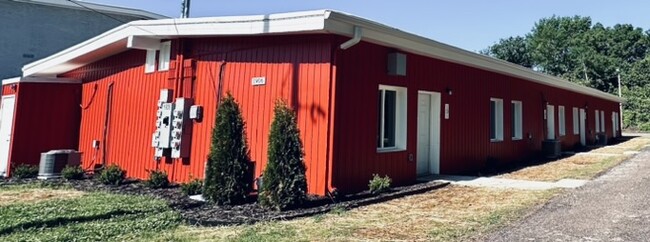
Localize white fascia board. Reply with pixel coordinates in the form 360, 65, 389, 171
22, 10, 330, 77
2, 77, 80, 85
324, 11, 623, 103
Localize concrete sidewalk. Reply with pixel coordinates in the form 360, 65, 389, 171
420, 175, 587, 190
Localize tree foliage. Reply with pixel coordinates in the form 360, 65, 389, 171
483, 15, 650, 130
203, 93, 252, 205
259, 100, 308, 211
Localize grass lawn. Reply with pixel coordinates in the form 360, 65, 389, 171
499, 136, 649, 182
0, 184, 180, 242
153, 186, 557, 242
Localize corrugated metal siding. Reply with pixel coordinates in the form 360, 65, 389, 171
331, 39, 621, 193
4, 83, 80, 168
2, 85, 17, 95
61, 35, 333, 195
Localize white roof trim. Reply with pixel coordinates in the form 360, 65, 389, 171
20, 9, 623, 103
2, 77, 80, 85
11, 0, 167, 19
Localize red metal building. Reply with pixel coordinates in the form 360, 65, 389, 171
3, 10, 623, 194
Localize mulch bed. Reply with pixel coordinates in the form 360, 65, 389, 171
0, 177, 449, 226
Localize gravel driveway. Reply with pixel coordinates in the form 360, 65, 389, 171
482, 148, 650, 242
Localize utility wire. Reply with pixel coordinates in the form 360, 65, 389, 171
65, 0, 161, 37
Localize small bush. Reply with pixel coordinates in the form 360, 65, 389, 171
99, 164, 126, 185
203, 93, 253, 205
146, 170, 169, 188
61, 165, 85, 180
368, 174, 391, 194
259, 100, 308, 211
181, 178, 203, 196
12, 164, 39, 179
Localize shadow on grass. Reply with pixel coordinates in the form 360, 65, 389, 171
0, 207, 164, 235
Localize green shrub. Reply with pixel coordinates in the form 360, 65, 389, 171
12, 164, 39, 179
259, 100, 308, 211
181, 178, 203, 196
145, 170, 169, 188
99, 164, 126, 185
368, 174, 392, 194
61, 165, 84, 180
203, 93, 253, 204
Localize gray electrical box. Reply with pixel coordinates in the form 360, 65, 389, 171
387, 52, 407, 76
38, 150, 81, 179
153, 89, 173, 159
171, 97, 193, 158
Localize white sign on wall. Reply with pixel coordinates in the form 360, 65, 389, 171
444, 104, 450, 119
252, 77, 266, 86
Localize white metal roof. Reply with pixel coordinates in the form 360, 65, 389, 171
20, 9, 623, 103
11, 0, 167, 19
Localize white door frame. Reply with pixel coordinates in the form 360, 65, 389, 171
0, 95, 16, 177
417, 91, 441, 175
579, 108, 586, 146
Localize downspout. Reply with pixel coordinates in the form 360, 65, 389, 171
339, 26, 362, 50
325, 27, 362, 198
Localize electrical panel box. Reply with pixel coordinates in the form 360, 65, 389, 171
189, 105, 203, 120
171, 97, 193, 158
152, 89, 173, 159
387, 52, 407, 76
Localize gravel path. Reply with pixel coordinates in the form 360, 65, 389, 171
482, 148, 650, 242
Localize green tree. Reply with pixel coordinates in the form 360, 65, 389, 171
203, 93, 252, 205
482, 36, 533, 68
259, 100, 308, 211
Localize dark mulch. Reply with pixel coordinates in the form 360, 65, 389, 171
0, 177, 448, 226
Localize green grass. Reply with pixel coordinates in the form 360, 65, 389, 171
0, 192, 180, 242
0, 180, 72, 191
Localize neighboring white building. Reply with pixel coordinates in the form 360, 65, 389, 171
0, 0, 166, 79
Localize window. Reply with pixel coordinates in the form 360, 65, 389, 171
490, 98, 504, 141
595, 110, 600, 132
511, 101, 523, 140
558, 106, 566, 136
377, 85, 407, 151
145, 49, 157, 73
158, 41, 171, 71
572, 107, 579, 135
612, 112, 619, 137
600, 110, 605, 133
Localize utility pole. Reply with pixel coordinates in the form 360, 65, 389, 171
181, 0, 191, 18
617, 68, 623, 131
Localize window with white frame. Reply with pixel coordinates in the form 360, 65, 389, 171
572, 107, 579, 135
612, 112, 619, 137
600, 110, 605, 133
377, 85, 407, 151
145, 49, 157, 73
490, 98, 504, 141
595, 110, 600, 132
511, 101, 523, 140
158, 41, 171, 71
558, 106, 566, 136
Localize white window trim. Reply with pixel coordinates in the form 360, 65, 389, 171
558, 106, 566, 136
145, 49, 157, 73
158, 41, 171, 71
511, 100, 523, 140
572, 107, 579, 135
377, 85, 407, 152
595, 110, 600, 133
490, 98, 504, 142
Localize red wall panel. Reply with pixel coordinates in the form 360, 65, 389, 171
61, 35, 333, 195
331, 39, 621, 193
4, 82, 80, 169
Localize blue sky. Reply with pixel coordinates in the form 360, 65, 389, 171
85, 0, 650, 52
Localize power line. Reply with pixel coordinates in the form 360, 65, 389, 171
65, 0, 161, 37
